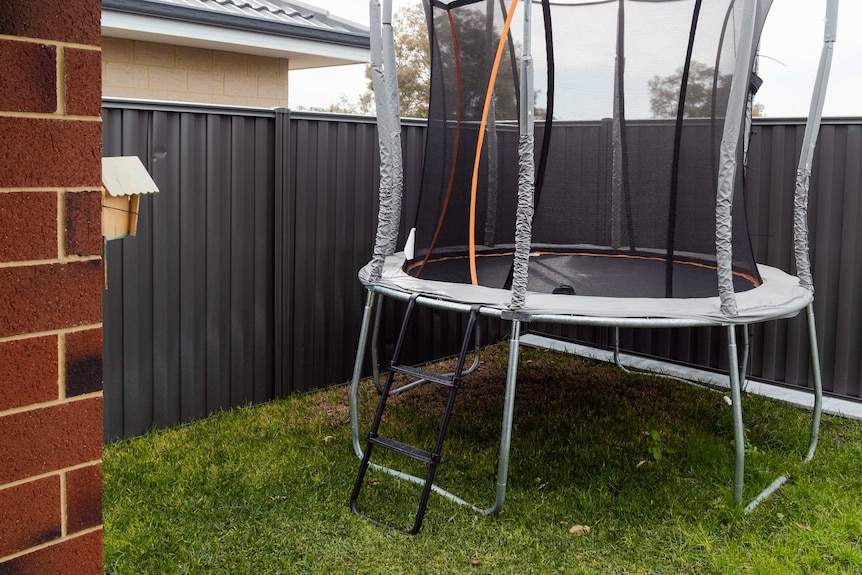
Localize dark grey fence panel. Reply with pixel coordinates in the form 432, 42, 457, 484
535, 120, 862, 401
103, 104, 862, 441
102, 103, 279, 440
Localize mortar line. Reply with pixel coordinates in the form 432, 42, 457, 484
0, 323, 103, 344
0, 461, 102, 493
0, 391, 102, 419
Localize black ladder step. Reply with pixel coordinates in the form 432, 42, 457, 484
368, 434, 439, 465
390, 364, 457, 387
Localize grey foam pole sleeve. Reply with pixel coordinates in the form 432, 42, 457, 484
715, 0, 758, 317
511, 0, 535, 311
367, 0, 404, 282
381, 0, 404, 256
794, 0, 838, 293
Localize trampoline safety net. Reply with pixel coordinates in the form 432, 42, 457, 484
407, 0, 773, 299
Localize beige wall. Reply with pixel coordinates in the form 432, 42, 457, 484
102, 37, 289, 107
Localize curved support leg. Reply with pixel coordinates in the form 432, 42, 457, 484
744, 305, 826, 513
739, 325, 751, 391
612, 327, 631, 373
351, 290, 379, 458
371, 294, 385, 394
727, 325, 745, 504
804, 304, 824, 463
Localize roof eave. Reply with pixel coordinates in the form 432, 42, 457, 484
102, 10, 369, 68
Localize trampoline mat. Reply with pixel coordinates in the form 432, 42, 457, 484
409, 251, 758, 299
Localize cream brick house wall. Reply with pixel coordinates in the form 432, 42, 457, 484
102, 37, 289, 107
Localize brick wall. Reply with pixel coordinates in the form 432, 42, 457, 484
102, 37, 290, 107
0, 0, 104, 573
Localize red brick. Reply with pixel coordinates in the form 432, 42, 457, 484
0, 0, 101, 46
64, 192, 101, 257
64, 48, 101, 117
0, 192, 58, 263
0, 40, 57, 113
0, 336, 58, 412
65, 464, 101, 534
0, 397, 101, 485
0, 261, 102, 339
65, 329, 102, 397
0, 118, 101, 189
0, 477, 62, 558
0, 529, 102, 575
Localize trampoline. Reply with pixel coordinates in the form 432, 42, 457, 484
349, 0, 839, 533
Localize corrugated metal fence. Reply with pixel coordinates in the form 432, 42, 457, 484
102, 100, 862, 440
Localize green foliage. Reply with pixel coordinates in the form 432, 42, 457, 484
648, 429, 676, 462
360, 4, 522, 120
649, 61, 732, 119
105, 344, 862, 574
360, 3, 431, 118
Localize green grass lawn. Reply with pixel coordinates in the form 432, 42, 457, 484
104, 343, 862, 574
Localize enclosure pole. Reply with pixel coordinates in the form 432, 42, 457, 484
726, 325, 745, 503
611, 0, 627, 251
484, 0, 500, 247
351, 290, 379, 457
714, 0, 758, 317
793, 0, 839, 292
367, 0, 404, 282
510, 0, 535, 310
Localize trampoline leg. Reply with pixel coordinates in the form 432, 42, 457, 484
744, 304, 825, 513
739, 325, 751, 392
804, 304, 824, 463
727, 325, 745, 504
612, 327, 630, 373
351, 290, 378, 459
371, 294, 385, 394
481, 319, 522, 515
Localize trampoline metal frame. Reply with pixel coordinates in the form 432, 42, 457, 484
349, 286, 825, 515
351, 0, 838, 527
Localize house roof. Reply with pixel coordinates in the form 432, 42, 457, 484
102, 0, 370, 69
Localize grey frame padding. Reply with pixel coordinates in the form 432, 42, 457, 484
360, 253, 813, 324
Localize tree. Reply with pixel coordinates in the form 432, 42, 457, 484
648, 62, 765, 118
360, 3, 431, 118
649, 62, 733, 118
294, 94, 363, 114
359, 4, 525, 120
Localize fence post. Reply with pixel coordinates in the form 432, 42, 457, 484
274, 108, 293, 397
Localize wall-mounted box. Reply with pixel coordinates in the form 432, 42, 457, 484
102, 156, 159, 240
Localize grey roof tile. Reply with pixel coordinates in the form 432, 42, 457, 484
103, 0, 370, 47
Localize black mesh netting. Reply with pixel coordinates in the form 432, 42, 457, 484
409, 0, 772, 298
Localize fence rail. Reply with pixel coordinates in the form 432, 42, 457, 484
102, 100, 862, 440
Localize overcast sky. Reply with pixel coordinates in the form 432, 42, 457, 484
290, 1, 861, 118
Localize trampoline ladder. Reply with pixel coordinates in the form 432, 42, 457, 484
350, 295, 481, 534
